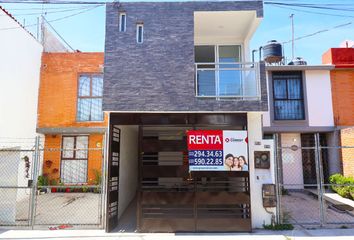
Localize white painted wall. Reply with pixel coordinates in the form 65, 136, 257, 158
247, 112, 276, 228
0, 9, 42, 222
0, 9, 42, 141
263, 69, 334, 128
117, 125, 139, 219
281, 133, 304, 188
305, 70, 334, 127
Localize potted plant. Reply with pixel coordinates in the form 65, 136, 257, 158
58, 179, 65, 192
37, 175, 49, 194
50, 179, 58, 193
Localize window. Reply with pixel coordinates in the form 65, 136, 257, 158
119, 12, 126, 32
61, 136, 88, 183
77, 74, 103, 121
195, 45, 242, 97
136, 24, 143, 43
272, 72, 305, 120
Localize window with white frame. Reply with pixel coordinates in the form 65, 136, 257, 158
77, 74, 103, 122
119, 12, 126, 32
61, 136, 89, 183
136, 23, 144, 43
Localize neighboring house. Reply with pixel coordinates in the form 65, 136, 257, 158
263, 65, 338, 187
37, 52, 106, 184
0, 6, 42, 143
103, 0, 274, 232
0, 6, 43, 224
322, 46, 354, 177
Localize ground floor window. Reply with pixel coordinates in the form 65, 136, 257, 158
61, 136, 88, 183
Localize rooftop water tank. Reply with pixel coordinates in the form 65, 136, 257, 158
288, 57, 307, 65
263, 40, 283, 64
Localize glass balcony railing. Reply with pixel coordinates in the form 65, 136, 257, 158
195, 62, 261, 100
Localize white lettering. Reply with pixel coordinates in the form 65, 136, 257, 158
189, 135, 196, 144
189, 135, 222, 145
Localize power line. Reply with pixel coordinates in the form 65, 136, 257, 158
42, 16, 75, 51
281, 21, 353, 44
0, 0, 109, 4
0, 4, 102, 31
0, 4, 103, 17
265, 2, 354, 12
268, 4, 354, 18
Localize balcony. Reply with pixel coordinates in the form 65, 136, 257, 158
195, 62, 261, 100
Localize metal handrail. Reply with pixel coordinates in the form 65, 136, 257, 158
194, 62, 261, 99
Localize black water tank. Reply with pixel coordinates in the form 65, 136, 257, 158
263, 40, 283, 64
288, 57, 307, 65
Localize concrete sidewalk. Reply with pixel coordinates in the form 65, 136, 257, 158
0, 229, 354, 240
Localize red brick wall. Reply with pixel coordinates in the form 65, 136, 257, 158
37, 52, 107, 128
42, 133, 103, 183
330, 70, 354, 126
340, 127, 354, 177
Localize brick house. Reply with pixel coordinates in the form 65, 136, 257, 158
322, 46, 354, 177
37, 52, 106, 184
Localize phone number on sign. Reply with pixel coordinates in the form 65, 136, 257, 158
191, 150, 223, 158
192, 158, 223, 165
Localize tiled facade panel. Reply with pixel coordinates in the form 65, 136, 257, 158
103, 1, 267, 112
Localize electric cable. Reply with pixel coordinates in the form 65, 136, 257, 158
0, 4, 102, 31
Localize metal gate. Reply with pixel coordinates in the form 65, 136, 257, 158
106, 125, 120, 232
275, 133, 354, 228
137, 126, 251, 232
0, 136, 105, 229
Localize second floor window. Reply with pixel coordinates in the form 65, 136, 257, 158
136, 24, 143, 43
77, 74, 103, 122
119, 12, 126, 32
272, 72, 305, 120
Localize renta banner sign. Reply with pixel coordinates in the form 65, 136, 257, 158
187, 130, 248, 171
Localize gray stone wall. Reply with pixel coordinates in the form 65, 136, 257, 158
103, 1, 267, 112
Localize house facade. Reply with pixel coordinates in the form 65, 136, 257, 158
103, 0, 275, 232
322, 47, 354, 177
37, 52, 106, 185
263, 65, 340, 187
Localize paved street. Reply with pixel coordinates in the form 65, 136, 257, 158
1, 229, 354, 240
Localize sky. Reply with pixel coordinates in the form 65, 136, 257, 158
1, 0, 354, 64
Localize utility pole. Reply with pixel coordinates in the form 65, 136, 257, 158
36, 17, 40, 41
290, 14, 295, 60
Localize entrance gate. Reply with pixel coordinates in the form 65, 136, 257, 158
137, 126, 251, 232
275, 133, 354, 227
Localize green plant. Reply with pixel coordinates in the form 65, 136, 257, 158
263, 223, 294, 230
37, 175, 49, 188
82, 186, 88, 193
93, 186, 100, 193
58, 179, 65, 192
92, 169, 102, 186
50, 179, 58, 186
329, 173, 354, 200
